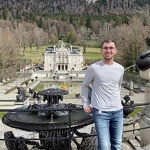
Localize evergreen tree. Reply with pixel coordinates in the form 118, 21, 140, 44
69, 15, 73, 24
38, 17, 43, 28
85, 15, 92, 29
3, 8, 8, 20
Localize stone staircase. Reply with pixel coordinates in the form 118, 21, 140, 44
123, 115, 150, 150
124, 133, 150, 150
126, 134, 141, 149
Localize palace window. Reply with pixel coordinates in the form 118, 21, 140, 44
74, 57, 77, 63
48, 57, 52, 62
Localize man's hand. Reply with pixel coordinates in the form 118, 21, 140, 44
83, 106, 92, 113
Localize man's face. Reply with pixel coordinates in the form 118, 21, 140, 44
101, 42, 117, 60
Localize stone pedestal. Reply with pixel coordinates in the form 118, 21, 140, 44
129, 81, 134, 96
123, 116, 134, 142
139, 82, 150, 147
140, 113, 150, 146
144, 82, 150, 103
140, 69, 150, 81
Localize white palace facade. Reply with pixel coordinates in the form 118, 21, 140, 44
43, 42, 83, 73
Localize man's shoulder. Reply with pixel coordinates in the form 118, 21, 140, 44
91, 60, 102, 66
114, 62, 124, 70
87, 60, 102, 71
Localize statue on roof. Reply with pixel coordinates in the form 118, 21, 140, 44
61, 41, 65, 48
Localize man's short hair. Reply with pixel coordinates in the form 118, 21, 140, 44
101, 39, 117, 48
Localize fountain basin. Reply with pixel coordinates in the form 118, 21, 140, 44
2, 104, 93, 132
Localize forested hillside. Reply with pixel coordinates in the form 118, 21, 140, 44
0, 0, 150, 33
0, 0, 150, 18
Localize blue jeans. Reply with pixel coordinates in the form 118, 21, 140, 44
92, 108, 123, 150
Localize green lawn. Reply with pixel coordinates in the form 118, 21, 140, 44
21, 45, 47, 64
84, 52, 102, 59
84, 47, 100, 53
129, 107, 143, 117
0, 112, 6, 119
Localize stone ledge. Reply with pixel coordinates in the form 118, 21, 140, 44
15, 97, 29, 105
0, 100, 15, 106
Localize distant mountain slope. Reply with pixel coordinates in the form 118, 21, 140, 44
0, 0, 149, 16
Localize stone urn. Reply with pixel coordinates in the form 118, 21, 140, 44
136, 36, 150, 70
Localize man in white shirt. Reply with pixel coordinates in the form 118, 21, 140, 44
81, 39, 124, 150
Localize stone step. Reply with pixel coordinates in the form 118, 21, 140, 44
128, 138, 141, 149
122, 142, 134, 150
135, 135, 141, 144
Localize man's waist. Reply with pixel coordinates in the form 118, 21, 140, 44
92, 105, 123, 112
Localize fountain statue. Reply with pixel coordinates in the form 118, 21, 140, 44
58, 82, 69, 91
121, 95, 134, 118
16, 86, 28, 102
2, 85, 93, 150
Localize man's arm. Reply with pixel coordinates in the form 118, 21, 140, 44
81, 66, 94, 112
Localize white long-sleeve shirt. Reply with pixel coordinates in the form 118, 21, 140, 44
81, 60, 124, 112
